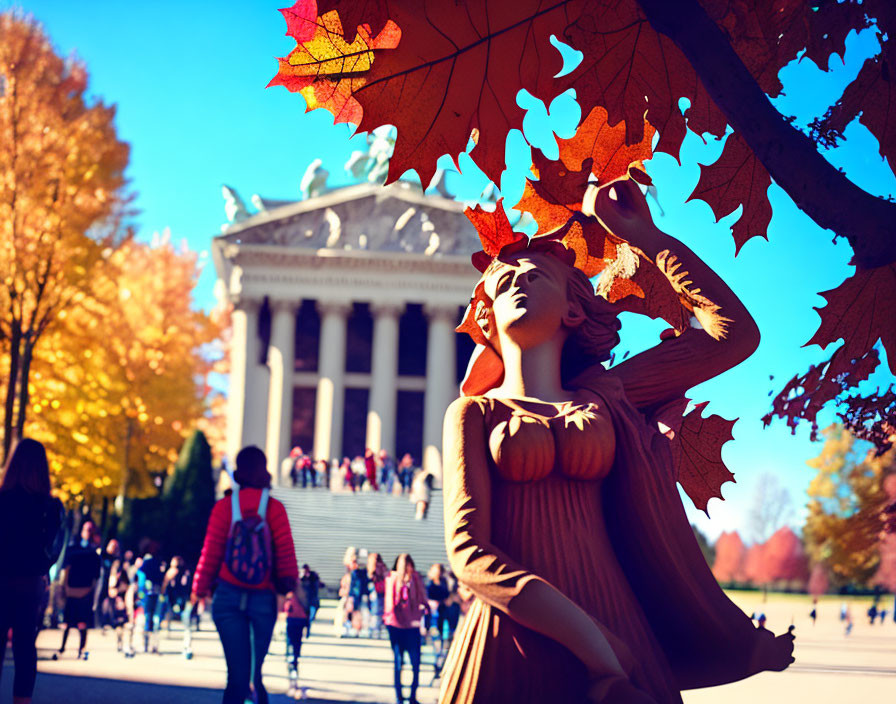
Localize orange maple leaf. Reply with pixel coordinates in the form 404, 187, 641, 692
268, 1, 400, 124
558, 106, 655, 186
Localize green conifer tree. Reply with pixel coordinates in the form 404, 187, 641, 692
162, 430, 216, 563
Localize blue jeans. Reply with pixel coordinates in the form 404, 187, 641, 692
387, 625, 421, 703
212, 582, 277, 704
306, 603, 318, 636
142, 592, 160, 632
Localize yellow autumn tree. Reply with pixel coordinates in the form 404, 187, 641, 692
27, 233, 220, 507
804, 425, 895, 586
0, 12, 130, 459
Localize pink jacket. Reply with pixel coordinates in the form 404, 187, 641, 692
384, 570, 428, 629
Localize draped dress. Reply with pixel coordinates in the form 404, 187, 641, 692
439, 394, 682, 704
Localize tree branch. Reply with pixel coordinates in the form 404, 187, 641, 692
635, 0, 896, 270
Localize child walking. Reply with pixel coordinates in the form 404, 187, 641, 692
284, 588, 309, 700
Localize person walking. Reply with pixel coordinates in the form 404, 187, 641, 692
94, 538, 120, 631
367, 552, 388, 638
56, 520, 101, 661
300, 564, 323, 636
192, 446, 298, 704
283, 587, 309, 698
107, 561, 135, 656
426, 564, 450, 650
0, 438, 65, 704
136, 541, 164, 653
384, 554, 428, 704
162, 556, 190, 633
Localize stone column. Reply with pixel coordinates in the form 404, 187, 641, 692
265, 299, 297, 485
422, 304, 458, 479
226, 298, 267, 464
366, 302, 403, 455
312, 301, 351, 462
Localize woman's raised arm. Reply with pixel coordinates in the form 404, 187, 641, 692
595, 181, 760, 411
441, 396, 629, 682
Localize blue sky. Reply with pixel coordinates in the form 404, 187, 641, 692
8, 1, 893, 540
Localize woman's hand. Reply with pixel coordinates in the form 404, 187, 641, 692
750, 626, 796, 673
587, 180, 668, 259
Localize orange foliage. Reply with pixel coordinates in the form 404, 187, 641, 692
0, 13, 130, 459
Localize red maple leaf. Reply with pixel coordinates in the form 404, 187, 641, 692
670, 401, 737, 515
807, 263, 896, 375
324, 0, 392, 36
688, 132, 773, 253
464, 199, 526, 268
351, 0, 578, 186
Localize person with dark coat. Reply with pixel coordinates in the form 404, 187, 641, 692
56, 520, 101, 660
0, 438, 64, 704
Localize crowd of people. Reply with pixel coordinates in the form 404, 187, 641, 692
0, 438, 469, 704
282, 446, 438, 520
333, 546, 471, 703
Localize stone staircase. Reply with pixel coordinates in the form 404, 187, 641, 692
271, 487, 449, 588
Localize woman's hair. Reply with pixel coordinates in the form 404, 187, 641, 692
479, 252, 621, 383
234, 445, 271, 488
428, 563, 444, 582
367, 551, 380, 577
0, 437, 51, 495
560, 265, 622, 383
393, 552, 416, 573
343, 545, 358, 568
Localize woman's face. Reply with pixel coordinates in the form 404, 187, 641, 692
482, 252, 571, 350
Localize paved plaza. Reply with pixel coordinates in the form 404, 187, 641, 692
2, 596, 894, 703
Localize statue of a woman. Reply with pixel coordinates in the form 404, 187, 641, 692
440, 181, 794, 703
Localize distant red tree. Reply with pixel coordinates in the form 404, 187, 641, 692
743, 543, 767, 587
807, 563, 829, 597
760, 527, 810, 589
711, 531, 746, 584
872, 472, 896, 591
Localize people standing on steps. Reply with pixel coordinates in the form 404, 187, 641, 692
384, 553, 428, 704
398, 454, 414, 494
192, 445, 298, 704
0, 438, 65, 704
56, 520, 101, 661
410, 469, 435, 520
364, 448, 379, 491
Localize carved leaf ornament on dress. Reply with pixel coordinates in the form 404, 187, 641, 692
269, 0, 896, 452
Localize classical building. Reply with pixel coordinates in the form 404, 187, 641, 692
211, 181, 481, 484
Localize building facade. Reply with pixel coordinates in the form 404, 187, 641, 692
212, 182, 480, 483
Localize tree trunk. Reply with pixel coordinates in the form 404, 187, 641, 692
115, 418, 134, 515
13, 334, 34, 443
3, 322, 22, 461
635, 0, 896, 271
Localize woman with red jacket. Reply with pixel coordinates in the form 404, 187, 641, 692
192, 446, 298, 704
